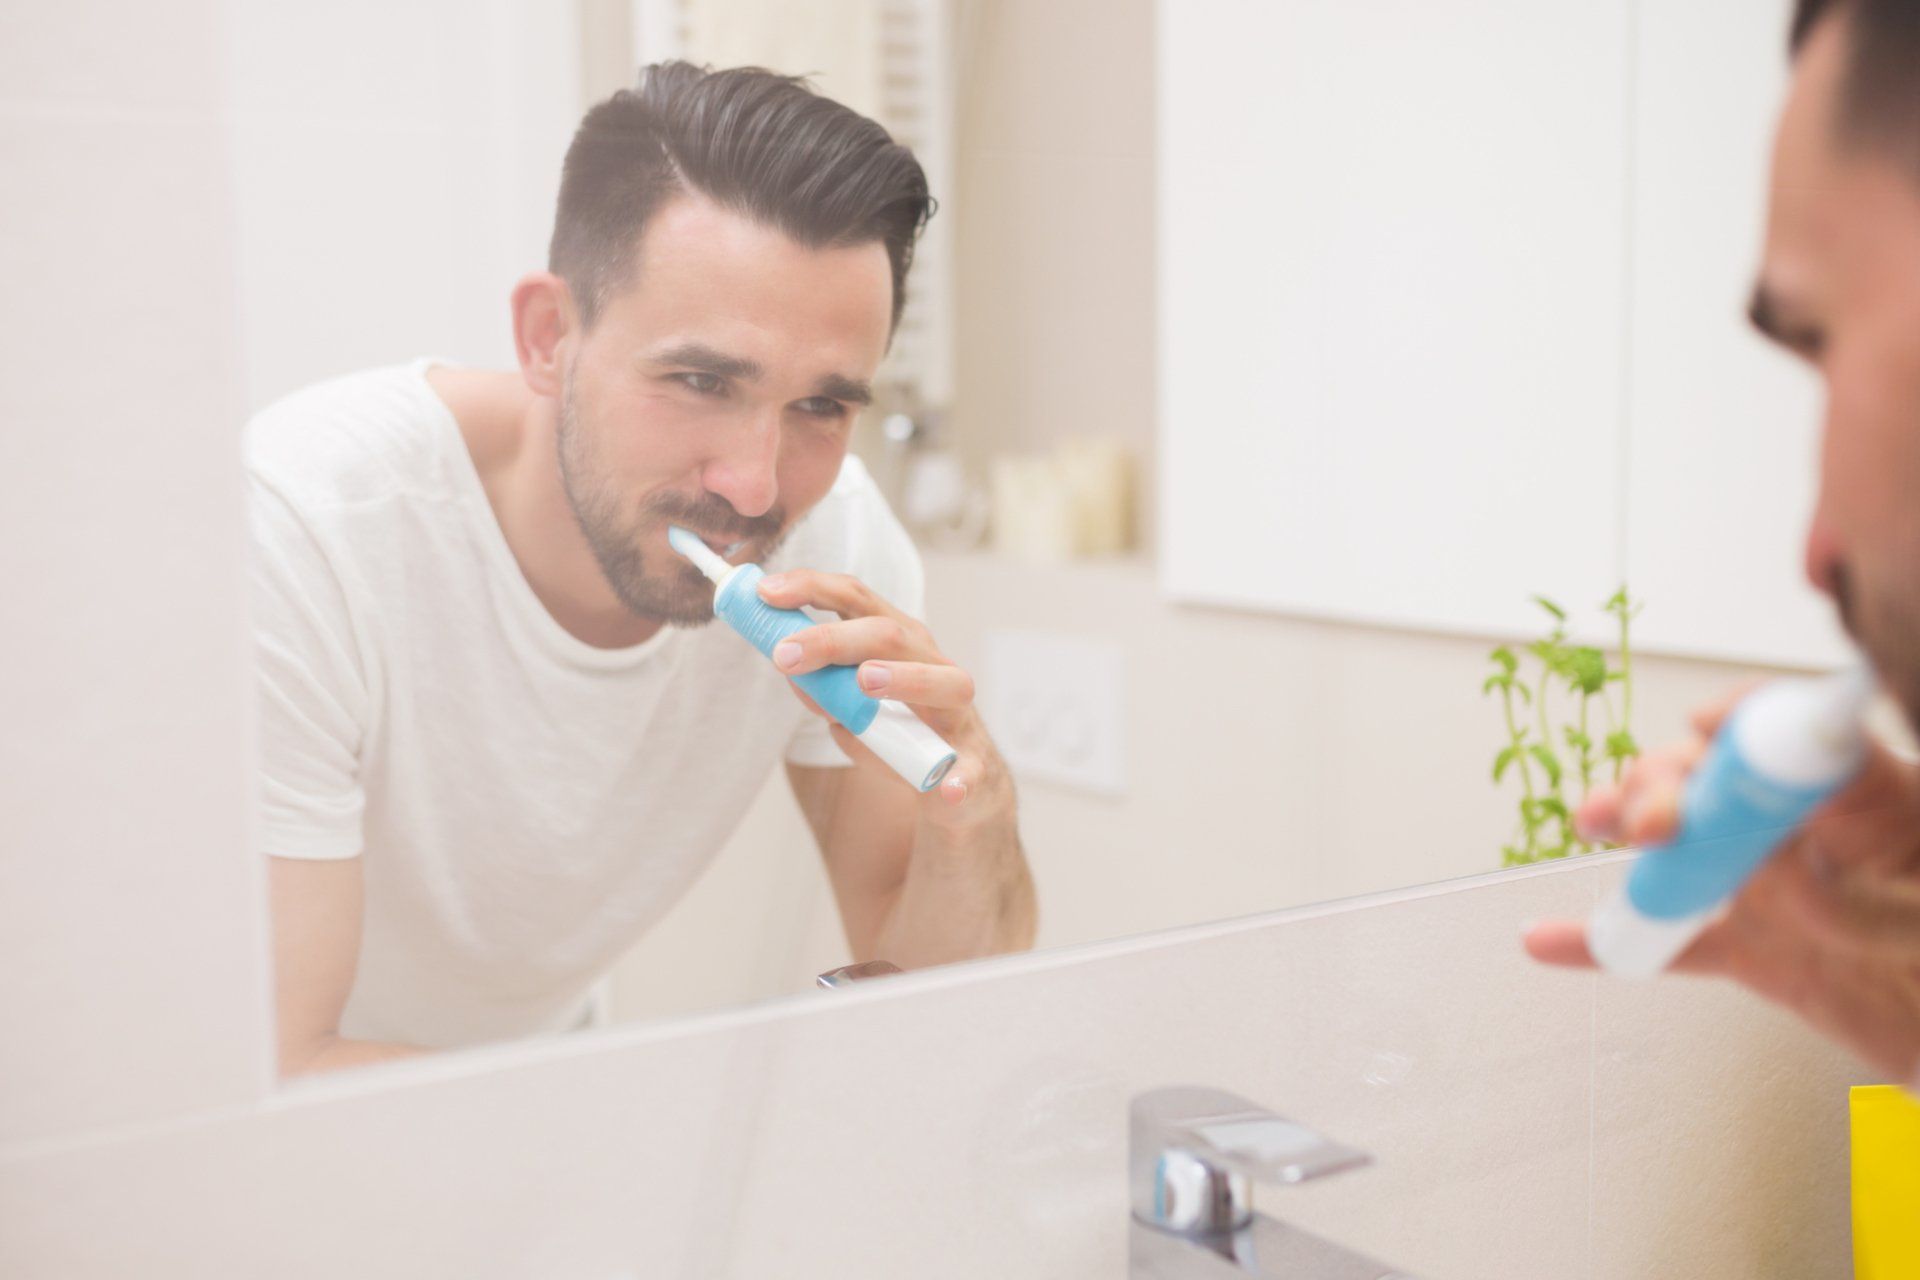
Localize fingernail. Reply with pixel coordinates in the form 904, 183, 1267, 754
860, 664, 891, 692
760, 573, 788, 592
773, 641, 801, 669
945, 779, 969, 805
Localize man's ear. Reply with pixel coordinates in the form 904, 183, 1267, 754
510, 272, 577, 399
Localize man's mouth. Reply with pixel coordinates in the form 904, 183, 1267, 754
671, 528, 750, 563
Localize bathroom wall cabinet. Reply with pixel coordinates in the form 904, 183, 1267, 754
1159, 0, 1848, 670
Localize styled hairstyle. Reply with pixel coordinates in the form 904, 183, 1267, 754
548, 62, 933, 329
1790, 0, 1920, 178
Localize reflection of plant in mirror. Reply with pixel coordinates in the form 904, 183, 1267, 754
1484, 589, 1643, 866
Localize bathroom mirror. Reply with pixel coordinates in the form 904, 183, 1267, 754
236, 0, 1841, 1077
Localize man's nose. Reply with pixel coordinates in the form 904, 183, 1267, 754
700, 411, 781, 521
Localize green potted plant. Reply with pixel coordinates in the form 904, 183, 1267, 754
1485, 589, 1642, 866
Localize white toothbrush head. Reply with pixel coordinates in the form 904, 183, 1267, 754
665, 525, 733, 584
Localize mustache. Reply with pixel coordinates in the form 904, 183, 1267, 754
639, 492, 785, 543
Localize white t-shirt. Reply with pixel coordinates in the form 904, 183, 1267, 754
246, 360, 923, 1048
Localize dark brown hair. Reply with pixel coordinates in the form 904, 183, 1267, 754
549, 62, 933, 329
1790, 0, 1920, 177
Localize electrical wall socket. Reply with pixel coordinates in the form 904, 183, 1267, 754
981, 629, 1126, 796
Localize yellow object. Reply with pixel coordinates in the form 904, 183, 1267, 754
1853, 1085, 1920, 1278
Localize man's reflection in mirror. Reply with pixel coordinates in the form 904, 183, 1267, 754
252, 64, 1036, 1076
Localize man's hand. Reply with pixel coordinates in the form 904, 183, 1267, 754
1524, 688, 1920, 1082
760, 568, 1036, 966
757, 569, 1013, 826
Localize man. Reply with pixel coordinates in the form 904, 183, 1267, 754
252, 63, 1035, 1075
1526, 0, 1920, 1086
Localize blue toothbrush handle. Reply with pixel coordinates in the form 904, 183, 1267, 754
714, 564, 880, 734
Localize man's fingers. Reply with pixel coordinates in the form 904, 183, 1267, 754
773, 616, 919, 675
1619, 772, 1686, 847
828, 722, 973, 806
757, 568, 886, 619
1581, 684, 1752, 847
1689, 679, 1764, 739
857, 661, 975, 710
1523, 916, 1734, 975
1613, 738, 1708, 847
1576, 784, 1626, 844
1522, 919, 1596, 968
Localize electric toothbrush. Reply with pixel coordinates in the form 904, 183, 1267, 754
1587, 664, 1874, 978
666, 525, 958, 793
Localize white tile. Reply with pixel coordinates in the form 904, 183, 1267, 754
0, 867, 1594, 1278
1589, 873, 1860, 1278
227, 117, 512, 408
727, 865, 1600, 1278
0, 2, 224, 114
0, 108, 270, 1146
226, 1, 459, 132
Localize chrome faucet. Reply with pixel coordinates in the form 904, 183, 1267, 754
1129, 1086, 1419, 1280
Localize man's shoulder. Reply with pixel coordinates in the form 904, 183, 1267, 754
782, 454, 925, 612
243, 360, 455, 511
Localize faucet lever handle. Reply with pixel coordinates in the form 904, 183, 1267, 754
1131, 1087, 1372, 1235
1171, 1110, 1372, 1186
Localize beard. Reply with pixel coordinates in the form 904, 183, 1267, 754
1833, 560, 1920, 738
555, 384, 790, 628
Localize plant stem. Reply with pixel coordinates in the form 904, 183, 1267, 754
1577, 691, 1595, 853
1501, 682, 1538, 859
1613, 597, 1635, 783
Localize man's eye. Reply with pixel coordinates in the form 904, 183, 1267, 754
675, 373, 725, 396
796, 397, 847, 419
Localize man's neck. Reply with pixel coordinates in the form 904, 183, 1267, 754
427, 366, 664, 650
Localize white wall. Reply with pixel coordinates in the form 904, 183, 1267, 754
225, 0, 582, 412
0, 0, 272, 1145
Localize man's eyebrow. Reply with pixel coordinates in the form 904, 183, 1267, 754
815, 373, 873, 406
644, 342, 763, 381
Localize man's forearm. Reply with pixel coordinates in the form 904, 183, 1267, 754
279, 1033, 426, 1078
872, 814, 1036, 967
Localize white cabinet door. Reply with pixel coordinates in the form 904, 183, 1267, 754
1158, 0, 1632, 643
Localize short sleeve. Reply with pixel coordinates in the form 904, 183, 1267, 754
249, 478, 371, 859
784, 459, 926, 769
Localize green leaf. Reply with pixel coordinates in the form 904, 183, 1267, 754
1488, 646, 1519, 676
1604, 587, 1629, 614
1605, 729, 1640, 761
1482, 674, 1506, 696
1566, 647, 1607, 694
1532, 594, 1568, 622
1563, 727, 1591, 752
1512, 683, 1533, 706
1493, 746, 1519, 783
1528, 745, 1563, 788
1535, 795, 1570, 821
